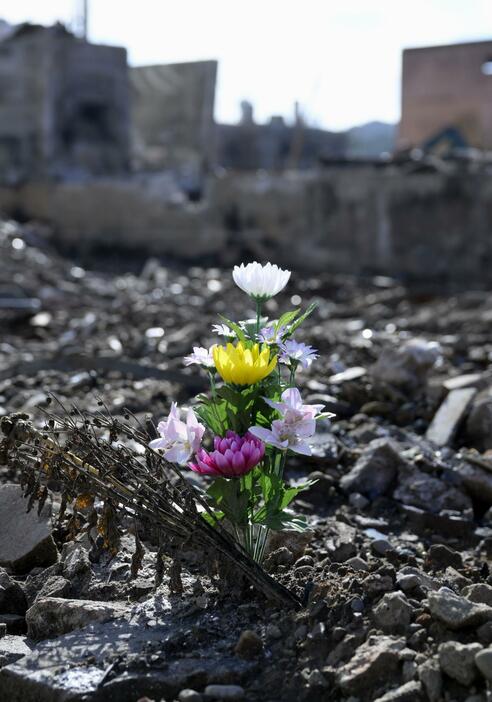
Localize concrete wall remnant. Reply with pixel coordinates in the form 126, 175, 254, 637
1, 168, 492, 285
399, 40, 492, 150
0, 23, 130, 182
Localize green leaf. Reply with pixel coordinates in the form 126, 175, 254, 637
207, 478, 250, 526
276, 309, 300, 332
284, 302, 318, 337
218, 315, 247, 344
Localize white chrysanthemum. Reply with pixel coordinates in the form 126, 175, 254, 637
232, 262, 291, 300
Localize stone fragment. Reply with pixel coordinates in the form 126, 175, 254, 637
61, 541, 92, 592
475, 646, 492, 682
451, 459, 492, 505
396, 566, 439, 595
179, 691, 203, 702
345, 556, 370, 572
463, 583, 492, 607
234, 630, 262, 660
336, 635, 405, 694
204, 684, 245, 700
26, 597, 127, 639
393, 465, 471, 514
428, 587, 492, 629
426, 388, 476, 447
329, 367, 366, 384
35, 575, 71, 602
325, 521, 357, 561
418, 658, 442, 702
340, 439, 404, 498
0, 635, 32, 667
425, 544, 463, 571
373, 680, 423, 702
0, 569, 27, 615
466, 392, 492, 451
438, 640, 482, 685
477, 621, 492, 645
0, 485, 57, 574
370, 338, 441, 389
372, 592, 413, 633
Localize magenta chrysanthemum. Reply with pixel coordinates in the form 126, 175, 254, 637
189, 431, 265, 478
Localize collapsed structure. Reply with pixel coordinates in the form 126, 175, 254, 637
0, 23, 129, 181
399, 40, 492, 151
0, 24, 491, 283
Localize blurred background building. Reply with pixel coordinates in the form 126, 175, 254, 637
0, 4, 491, 284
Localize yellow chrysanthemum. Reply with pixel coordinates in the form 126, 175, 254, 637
212, 342, 277, 386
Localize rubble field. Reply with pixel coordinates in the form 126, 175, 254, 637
3, 218, 492, 702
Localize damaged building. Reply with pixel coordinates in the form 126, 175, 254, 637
399, 39, 492, 151
0, 22, 130, 182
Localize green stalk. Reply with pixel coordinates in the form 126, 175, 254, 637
208, 370, 223, 434
289, 361, 298, 387
255, 298, 262, 337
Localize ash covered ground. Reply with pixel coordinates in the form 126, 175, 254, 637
2, 219, 492, 701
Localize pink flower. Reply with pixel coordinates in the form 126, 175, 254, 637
189, 431, 265, 478
249, 387, 329, 455
149, 403, 205, 465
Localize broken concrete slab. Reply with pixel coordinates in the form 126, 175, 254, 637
0, 485, 57, 574
0, 596, 253, 702
426, 388, 476, 447
26, 597, 128, 640
0, 636, 32, 668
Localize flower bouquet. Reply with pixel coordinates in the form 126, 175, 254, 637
150, 262, 333, 562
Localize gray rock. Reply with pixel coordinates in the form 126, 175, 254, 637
475, 646, 492, 682
428, 587, 492, 629
426, 387, 476, 447
348, 492, 370, 509
23, 564, 62, 606
393, 465, 472, 514
61, 541, 91, 592
204, 684, 245, 700
370, 338, 441, 389
35, 575, 70, 603
346, 556, 370, 572
466, 392, 492, 451
234, 630, 262, 659
0, 570, 26, 615
418, 658, 442, 702
372, 592, 413, 633
340, 439, 404, 498
0, 485, 57, 574
336, 635, 405, 694
373, 680, 423, 702
425, 544, 463, 571
26, 597, 127, 639
325, 521, 357, 561
0, 635, 32, 667
179, 690, 203, 702
477, 621, 492, 645
438, 640, 482, 685
463, 583, 492, 606
452, 460, 492, 505
396, 566, 439, 595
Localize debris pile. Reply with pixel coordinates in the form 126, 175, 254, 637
2, 218, 492, 700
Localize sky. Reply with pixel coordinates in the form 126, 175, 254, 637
2, 0, 492, 130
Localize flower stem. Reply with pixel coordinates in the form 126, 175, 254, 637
255, 299, 262, 337
208, 370, 223, 433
